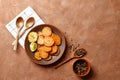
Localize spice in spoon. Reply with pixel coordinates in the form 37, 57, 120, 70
54, 48, 87, 69
75, 48, 87, 57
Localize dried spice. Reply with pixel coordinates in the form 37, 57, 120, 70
74, 60, 88, 75
64, 32, 81, 53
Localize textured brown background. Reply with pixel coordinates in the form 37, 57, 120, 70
0, 0, 120, 80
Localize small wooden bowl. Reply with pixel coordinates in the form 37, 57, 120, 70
73, 59, 90, 77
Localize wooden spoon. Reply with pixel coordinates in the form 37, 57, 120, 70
19, 17, 35, 37
13, 17, 24, 50
13, 17, 35, 50
54, 48, 87, 69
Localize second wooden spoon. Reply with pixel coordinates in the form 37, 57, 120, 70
54, 48, 87, 69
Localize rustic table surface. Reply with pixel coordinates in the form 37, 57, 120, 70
0, 0, 120, 80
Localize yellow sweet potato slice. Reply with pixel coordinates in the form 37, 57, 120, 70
44, 37, 54, 47
42, 27, 52, 36
37, 36, 44, 45
28, 32, 38, 42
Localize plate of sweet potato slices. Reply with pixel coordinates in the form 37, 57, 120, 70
25, 24, 66, 65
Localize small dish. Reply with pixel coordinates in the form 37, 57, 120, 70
24, 24, 66, 65
73, 59, 90, 77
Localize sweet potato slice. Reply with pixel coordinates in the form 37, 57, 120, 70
42, 27, 52, 36
50, 45, 58, 55
44, 37, 54, 47
51, 33, 61, 45
34, 52, 42, 60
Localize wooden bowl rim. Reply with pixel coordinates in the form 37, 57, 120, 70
73, 58, 91, 77
24, 24, 66, 65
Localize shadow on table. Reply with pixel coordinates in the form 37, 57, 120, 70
80, 67, 94, 80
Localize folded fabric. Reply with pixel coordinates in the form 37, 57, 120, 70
5, 6, 45, 48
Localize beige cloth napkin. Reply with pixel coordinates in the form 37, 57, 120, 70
5, 6, 45, 48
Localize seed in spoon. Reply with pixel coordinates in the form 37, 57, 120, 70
75, 48, 87, 57
55, 48, 87, 69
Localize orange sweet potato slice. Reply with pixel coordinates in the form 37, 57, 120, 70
45, 55, 52, 61
34, 52, 42, 60
39, 50, 49, 59
51, 33, 61, 45
37, 36, 44, 45
38, 46, 51, 52
54, 47, 60, 56
50, 45, 58, 55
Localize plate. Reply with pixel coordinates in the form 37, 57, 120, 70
24, 24, 66, 65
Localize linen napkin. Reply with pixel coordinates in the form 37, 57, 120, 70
5, 6, 45, 48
